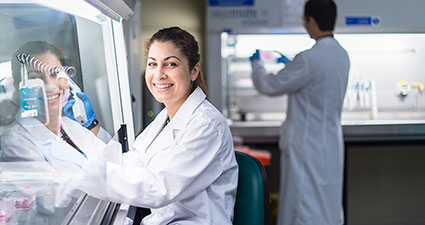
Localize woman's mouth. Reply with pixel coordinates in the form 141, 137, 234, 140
154, 83, 173, 89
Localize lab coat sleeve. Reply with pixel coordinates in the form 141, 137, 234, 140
77, 116, 226, 208
96, 126, 112, 143
251, 52, 311, 96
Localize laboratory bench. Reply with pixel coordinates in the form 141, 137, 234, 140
229, 120, 425, 143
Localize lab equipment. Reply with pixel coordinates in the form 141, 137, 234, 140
249, 50, 291, 64
63, 91, 96, 128
397, 80, 410, 97
0, 198, 15, 222
17, 54, 49, 124
57, 91, 64, 137
19, 79, 49, 124
6, 189, 36, 210
58, 71, 88, 125
16, 53, 78, 125
16, 53, 76, 77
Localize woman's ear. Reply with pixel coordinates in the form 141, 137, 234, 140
191, 63, 200, 81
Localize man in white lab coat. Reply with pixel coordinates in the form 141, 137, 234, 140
249, 0, 350, 224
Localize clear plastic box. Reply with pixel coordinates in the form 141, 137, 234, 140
0, 198, 15, 222
6, 189, 36, 210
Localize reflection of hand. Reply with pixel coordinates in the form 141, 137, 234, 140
276, 51, 291, 64
63, 92, 96, 128
42, 139, 86, 207
249, 49, 261, 62
42, 139, 87, 173
57, 79, 69, 95
56, 71, 69, 96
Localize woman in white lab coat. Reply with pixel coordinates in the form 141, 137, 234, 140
250, 1, 350, 225
70, 27, 239, 225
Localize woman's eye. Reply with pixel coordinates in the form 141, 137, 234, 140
166, 62, 177, 67
147, 62, 156, 67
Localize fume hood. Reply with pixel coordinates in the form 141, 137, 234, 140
0, 0, 133, 224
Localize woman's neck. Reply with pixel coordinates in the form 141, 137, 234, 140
165, 94, 191, 120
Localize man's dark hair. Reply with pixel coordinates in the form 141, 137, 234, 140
304, 0, 337, 31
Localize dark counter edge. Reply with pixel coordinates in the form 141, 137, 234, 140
229, 122, 425, 143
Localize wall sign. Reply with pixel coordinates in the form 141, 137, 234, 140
207, 0, 282, 29
346, 16, 381, 26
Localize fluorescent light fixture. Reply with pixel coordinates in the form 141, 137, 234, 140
31, 0, 105, 23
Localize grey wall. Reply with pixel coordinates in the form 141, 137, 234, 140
134, 0, 206, 129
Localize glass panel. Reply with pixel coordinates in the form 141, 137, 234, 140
0, 2, 115, 224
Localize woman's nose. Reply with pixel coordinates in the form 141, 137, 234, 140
153, 67, 166, 80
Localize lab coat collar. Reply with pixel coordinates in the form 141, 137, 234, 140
316, 36, 337, 45
166, 86, 206, 132
141, 87, 206, 162
139, 87, 206, 155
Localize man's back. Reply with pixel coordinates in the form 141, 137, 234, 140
283, 36, 350, 148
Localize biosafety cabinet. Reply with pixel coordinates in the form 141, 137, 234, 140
207, 0, 425, 141
0, 0, 134, 224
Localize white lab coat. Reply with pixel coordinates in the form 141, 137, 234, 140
251, 37, 350, 225
0, 116, 109, 162
76, 87, 238, 225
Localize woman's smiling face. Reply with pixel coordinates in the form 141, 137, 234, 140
145, 41, 199, 112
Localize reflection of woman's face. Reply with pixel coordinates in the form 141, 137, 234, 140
26, 52, 64, 117
145, 41, 198, 112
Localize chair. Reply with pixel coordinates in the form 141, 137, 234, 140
233, 151, 271, 225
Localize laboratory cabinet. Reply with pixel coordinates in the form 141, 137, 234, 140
0, 1, 133, 224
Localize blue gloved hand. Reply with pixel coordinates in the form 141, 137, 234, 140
249, 49, 261, 62
63, 92, 96, 128
276, 51, 291, 64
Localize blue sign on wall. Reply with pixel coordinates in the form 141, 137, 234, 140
346, 16, 380, 26
209, 0, 254, 7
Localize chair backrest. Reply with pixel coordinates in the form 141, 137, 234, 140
233, 151, 271, 225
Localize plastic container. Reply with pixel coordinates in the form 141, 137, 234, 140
259, 50, 281, 64
6, 188, 36, 210
0, 198, 15, 222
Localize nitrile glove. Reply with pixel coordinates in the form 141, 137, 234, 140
63, 92, 96, 128
249, 49, 261, 62
276, 51, 291, 64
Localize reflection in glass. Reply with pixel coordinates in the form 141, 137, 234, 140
0, 3, 116, 223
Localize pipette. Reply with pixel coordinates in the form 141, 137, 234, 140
57, 93, 63, 139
